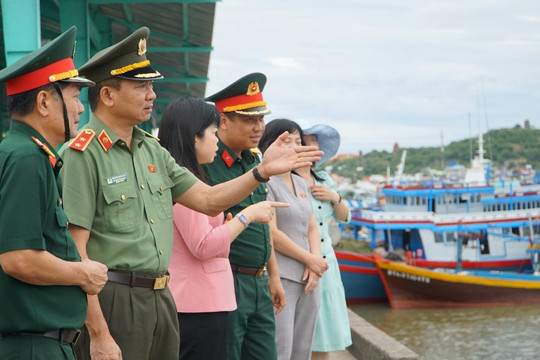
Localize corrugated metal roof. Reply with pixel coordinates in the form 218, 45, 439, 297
89, 2, 217, 123
0, 0, 218, 135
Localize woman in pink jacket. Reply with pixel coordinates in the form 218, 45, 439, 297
159, 97, 286, 360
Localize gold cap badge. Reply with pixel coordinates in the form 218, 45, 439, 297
246, 81, 260, 96
138, 38, 147, 56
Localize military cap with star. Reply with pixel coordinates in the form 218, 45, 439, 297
0, 26, 94, 95
205, 72, 271, 116
79, 27, 163, 84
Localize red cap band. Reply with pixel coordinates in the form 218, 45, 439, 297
5, 57, 76, 95
215, 92, 265, 113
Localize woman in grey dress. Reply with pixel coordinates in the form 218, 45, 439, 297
259, 119, 329, 360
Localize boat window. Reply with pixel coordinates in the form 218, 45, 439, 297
511, 227, 520, 236
434, 232, 444, 243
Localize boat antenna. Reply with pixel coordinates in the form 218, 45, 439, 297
480, 76, 493, 161
468, 112, 473, 164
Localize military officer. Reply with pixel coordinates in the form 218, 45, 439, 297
203, 72, 287, 360
60, 28, 322, 360
0, 27, 108, 360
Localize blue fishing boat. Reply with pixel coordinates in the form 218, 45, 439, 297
336, 136, 538, 303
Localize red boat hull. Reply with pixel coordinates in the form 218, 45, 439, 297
375, 260, 540, 309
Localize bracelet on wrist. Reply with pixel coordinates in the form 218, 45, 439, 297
252, 166, 270, 183
331, 194, 342, 206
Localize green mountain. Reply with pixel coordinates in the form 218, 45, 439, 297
328, 124, 540, 182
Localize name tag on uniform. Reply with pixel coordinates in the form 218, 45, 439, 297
106, 174, 128, 185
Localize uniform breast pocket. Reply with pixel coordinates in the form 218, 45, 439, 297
254, 183, 269, 201
102, 183, 137, 232
55, 206, 69, 229
147, 177, 174, 220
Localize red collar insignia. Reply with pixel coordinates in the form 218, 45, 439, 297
98, 130, 113, 152
222, 150, 234, 168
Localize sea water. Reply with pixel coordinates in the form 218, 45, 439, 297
352, 303, 540, 360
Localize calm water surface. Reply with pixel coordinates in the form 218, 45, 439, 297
352, 303, 540, 360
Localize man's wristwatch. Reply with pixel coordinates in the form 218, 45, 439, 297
252, 166, 270, 183
235, 213, 249, 229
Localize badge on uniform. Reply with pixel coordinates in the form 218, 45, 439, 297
148, 164, 156, 172
31, 136, 57, 167
98, 130, 113, 152
222, 150, 234, 168
69, 129, 95, 152
106, 174, 128, 185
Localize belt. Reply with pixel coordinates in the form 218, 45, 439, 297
1, 329, 81, 345
230, 263, 267, 278
107, 270, 170, 290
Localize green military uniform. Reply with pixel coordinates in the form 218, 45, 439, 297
204, 141, 277, 360
204, 72, 277, 360
0, 122, 86, 360
60, 27, 198, 360
0, 27, 93, 360
61, 114, 197, 359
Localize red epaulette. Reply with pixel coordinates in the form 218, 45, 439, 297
69, 129, 95, 152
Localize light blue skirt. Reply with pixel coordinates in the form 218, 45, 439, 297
311, 250, 352, 352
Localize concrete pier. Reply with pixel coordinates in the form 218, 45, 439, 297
329, 309, 421, 360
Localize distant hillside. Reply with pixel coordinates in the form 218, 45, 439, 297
328, 125, 540, 181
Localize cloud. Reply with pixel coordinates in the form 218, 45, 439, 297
207, 0, 540, 155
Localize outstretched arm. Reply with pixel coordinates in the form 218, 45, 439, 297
175, 131, 323, 216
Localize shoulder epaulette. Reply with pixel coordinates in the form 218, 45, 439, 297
142, 129, 159, 141
69, 129, 95, 151
31, 136, 57, 166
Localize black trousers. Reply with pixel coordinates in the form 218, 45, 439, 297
178, 311, 229, 360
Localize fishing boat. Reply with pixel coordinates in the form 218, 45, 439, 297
336, 135, 539, 303
374, 241, 540, 308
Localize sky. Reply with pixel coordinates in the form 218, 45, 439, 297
205, 0, 540, 155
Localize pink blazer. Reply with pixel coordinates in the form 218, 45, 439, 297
169, 204, 236, 312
